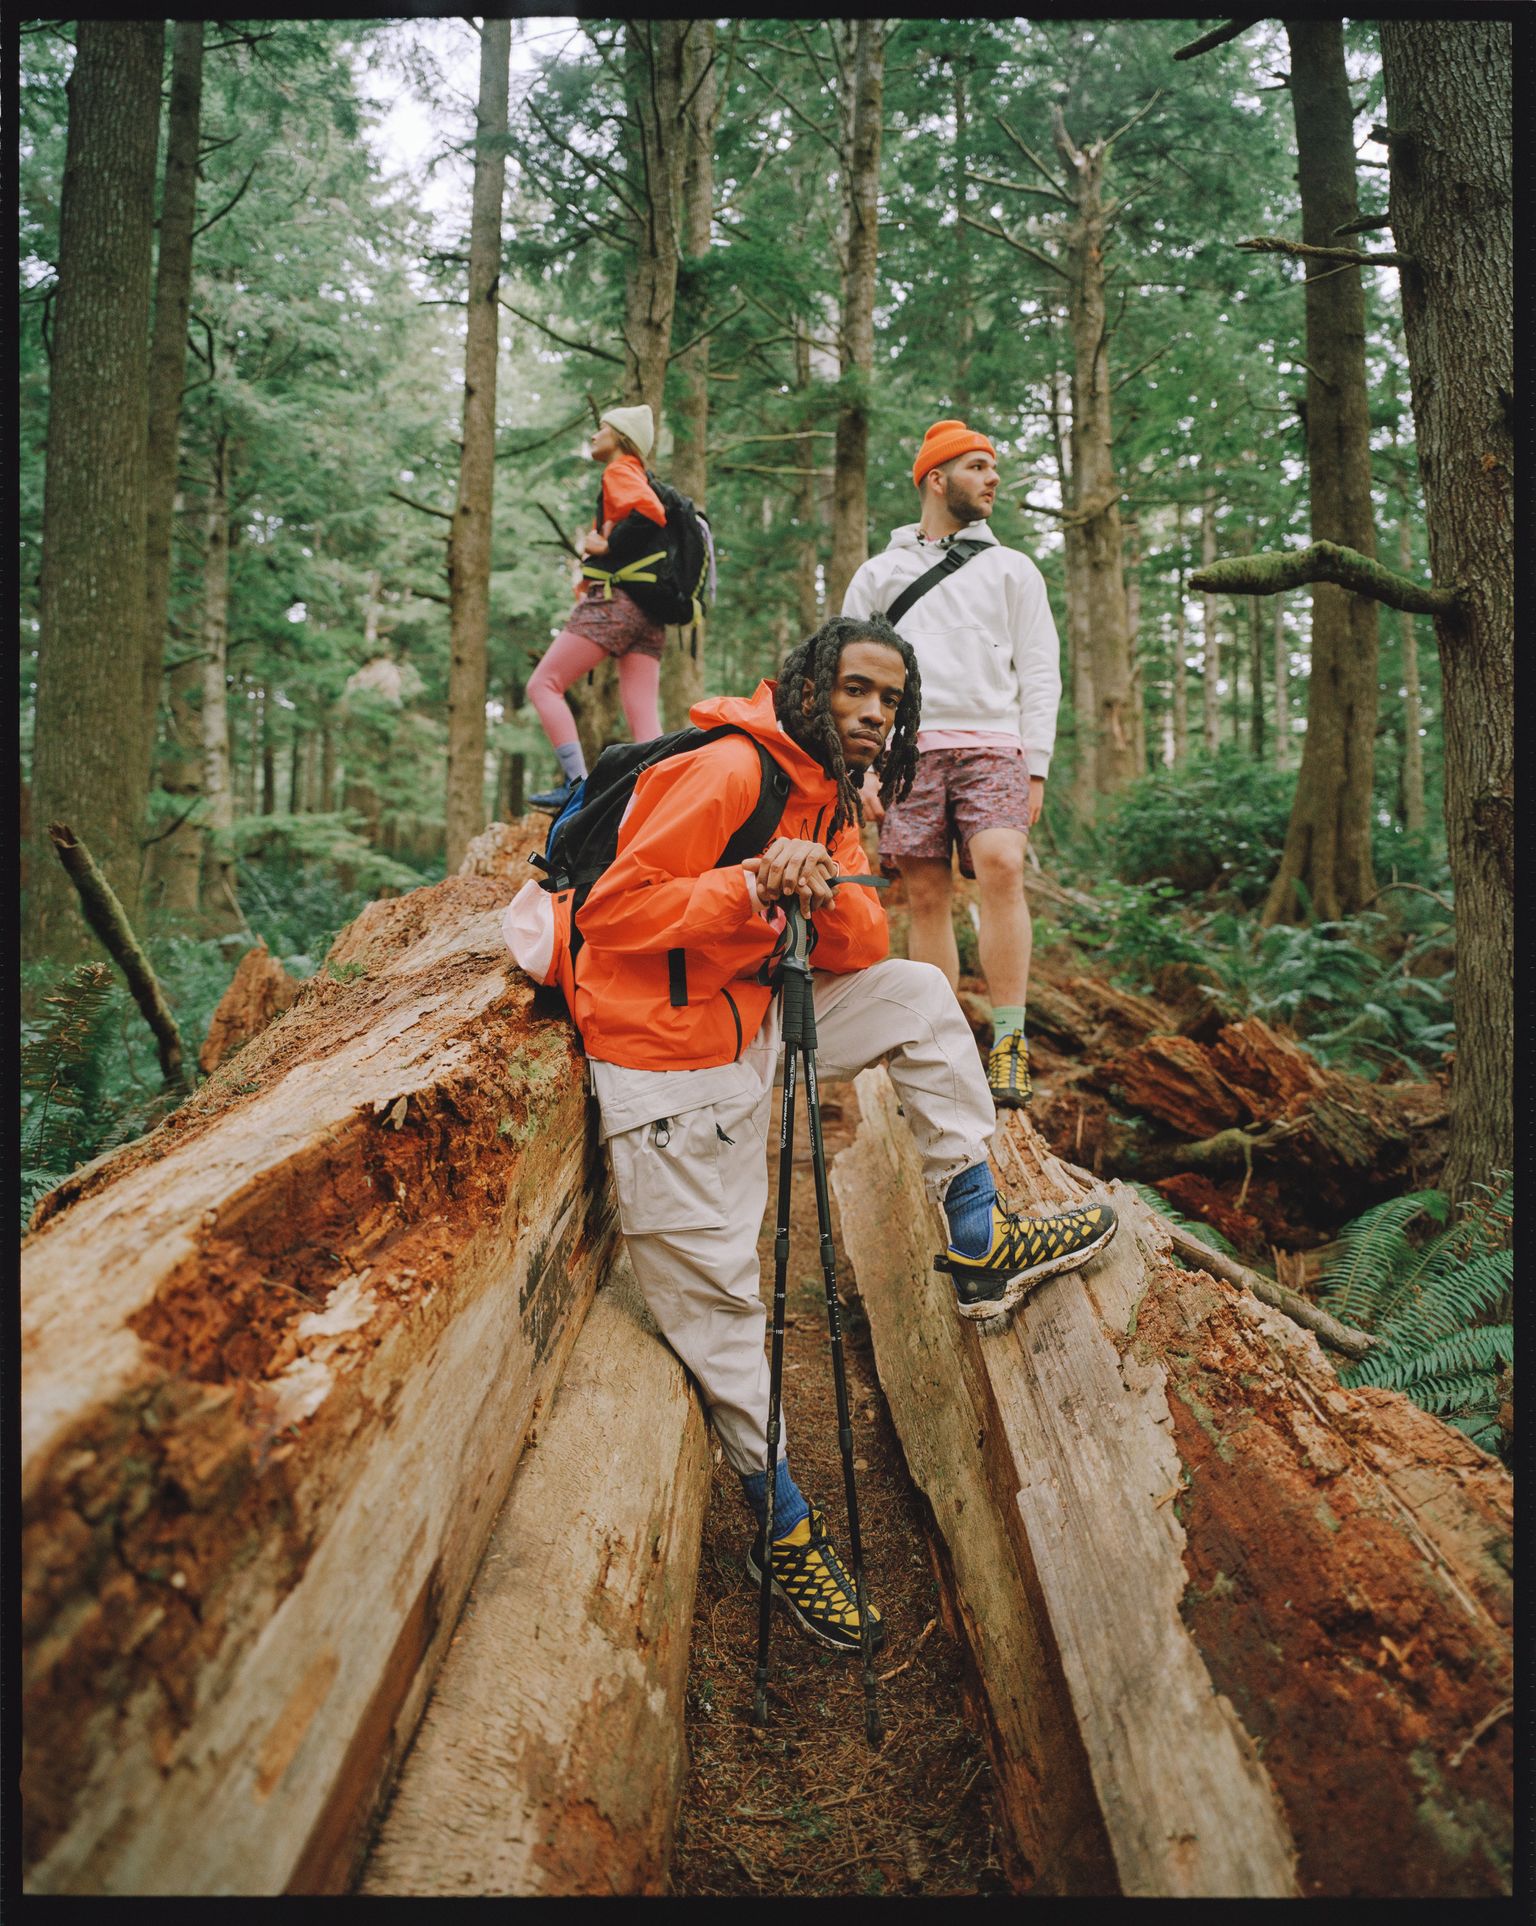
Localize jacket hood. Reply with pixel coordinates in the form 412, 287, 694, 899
886, 520, 1001, 553
689, 679, 832, 790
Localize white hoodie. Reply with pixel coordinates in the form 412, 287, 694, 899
841, 522, 1061, 778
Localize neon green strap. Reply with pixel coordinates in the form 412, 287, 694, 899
582, 551, 667, 600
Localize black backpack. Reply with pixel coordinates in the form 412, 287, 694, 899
530, 724, 790, 987
584, 476, 715, 627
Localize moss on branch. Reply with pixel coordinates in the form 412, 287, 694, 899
1189, 540, 1462, 617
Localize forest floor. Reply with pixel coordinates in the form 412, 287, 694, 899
666, 1069, 1016, 1899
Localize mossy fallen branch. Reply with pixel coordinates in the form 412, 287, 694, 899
47, 821, 188, 1092
1190, 540, 1462, 617
1162, 1219, 1380, 1361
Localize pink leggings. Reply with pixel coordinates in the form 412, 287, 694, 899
527, 628, 662, 751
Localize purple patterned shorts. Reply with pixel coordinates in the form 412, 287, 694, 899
878, 745, 1032, 879
562, 586, 667, 661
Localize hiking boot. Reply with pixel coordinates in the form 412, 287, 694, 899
987, 1030, 1032, 1107
936, 1200, 1117, 1321
527, 778, 581, 814
745, 1509, 886, 1656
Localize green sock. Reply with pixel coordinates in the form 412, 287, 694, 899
991, 1006, 1026, 1048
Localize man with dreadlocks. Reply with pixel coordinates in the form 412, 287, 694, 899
572, 614, 1115, 1657
842, 420, 1061, 1110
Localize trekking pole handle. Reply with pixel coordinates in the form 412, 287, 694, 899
779, 874, 889, 974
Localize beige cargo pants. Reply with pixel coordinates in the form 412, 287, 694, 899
589, 957, 995, 1475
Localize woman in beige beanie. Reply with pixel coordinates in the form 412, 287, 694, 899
527, 404, 668, 810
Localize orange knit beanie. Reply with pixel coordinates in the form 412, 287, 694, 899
912, 419, 996, 486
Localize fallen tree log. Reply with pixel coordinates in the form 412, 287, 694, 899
1100, 1018, 1420, 1217
359, 1258, 710, 1897
198, 940, 300, 1073
21, 856, 621, 1894
832, 1070, 1513, 1898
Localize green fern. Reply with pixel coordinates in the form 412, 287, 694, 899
1319, 1179, 1513, 1457
1130, 1183, 1238, 1258
19, 963, 117, 1223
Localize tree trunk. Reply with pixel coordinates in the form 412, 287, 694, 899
826, 19, 884, 614
1396, 512, 1426, 832
1263, 19, 1381, 925
1239, 521, 1265, 759
444, 17, 511, 872
141, 20, 203, 793
1171, 507, 1189, 765
1054, 105, 1137, 800
793, 332, 821, 634
1200, 488, 1220, 754
1125, 513, 1146, 775
20, 859, 627, 1895
149, 614, 205, 917
199, 438, 241, 934
1380, 20, 1512, 1203
621, 20, 686, 416
659, 20, 717, 732
950, 54, 974, 414
834, 1078, 1513, 1898
319, 722, 336, 816
28, 20, 164, 956
1271, 596, 1292, 770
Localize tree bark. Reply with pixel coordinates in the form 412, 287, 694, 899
1054, 105, 1137, 800
1272, 592, 1289, 769
1396, 512, 1426, 831
444, 17, 511, 871
620, 20, 686, 417
1380, 20, 1513, 1203
199, 438, 242, 934
141, 21, 204, 792
28, 21, 165, 956
659, 20, 718, 732
826, 19, 885, 615
793, 331, 821, 634
834, 1078, 1513, 1898
950, 53, 974, 415
1263, 20, 1381, 925
1126, 513, 1146, 774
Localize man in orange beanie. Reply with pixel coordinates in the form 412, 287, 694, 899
841, 420, 1062, 1107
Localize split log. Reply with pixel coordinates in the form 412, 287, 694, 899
198, 939, 300, 1073
359, 1259, 710, 1896
832, 1070, 1513, 1898
21, 867, 620, 1894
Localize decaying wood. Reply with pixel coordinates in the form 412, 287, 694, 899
21, 868, 621, 1894
1159, 1219, 1377, 1360
198, 939, 299, 1073
832, 1070, 1513, 1898
1101, 1017, 1419, 1211
360, 1260, 710, 1897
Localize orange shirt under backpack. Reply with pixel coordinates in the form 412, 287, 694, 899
576, 453, 667, 599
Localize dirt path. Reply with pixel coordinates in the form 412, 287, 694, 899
667, 1080, 1012, 1898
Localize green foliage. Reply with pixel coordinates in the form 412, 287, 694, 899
1097, 750, 1298, 903
1197, 912, 1454, 1077
1130, 1183, 1237, 1259
1052, 878, 1211, 994
1320, 1179, 1513, 1456
20, 963, 116, 1219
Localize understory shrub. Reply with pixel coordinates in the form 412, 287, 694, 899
1097, 749, 1297, 904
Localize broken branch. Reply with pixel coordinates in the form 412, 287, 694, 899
1162, 1221, 1379, 1360
1189, 540, 1462, 616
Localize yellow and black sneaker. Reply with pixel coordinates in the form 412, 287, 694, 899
745, 1509, 886, 1655
987, 1030, 1032, 1107
936, 1200, 1117, 1320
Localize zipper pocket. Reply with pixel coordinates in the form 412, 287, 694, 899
722, 987, 743, 1060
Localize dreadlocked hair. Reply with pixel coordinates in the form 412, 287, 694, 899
774, 615, 922, 841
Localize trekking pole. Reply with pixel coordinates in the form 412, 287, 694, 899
752, 875, 888, 1747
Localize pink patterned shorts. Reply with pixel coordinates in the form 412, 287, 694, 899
562, 586, 667, 661
878, 745, 1032, 879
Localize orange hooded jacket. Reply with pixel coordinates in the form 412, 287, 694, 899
573, 681, 888, 1070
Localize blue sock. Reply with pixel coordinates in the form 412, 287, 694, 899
554, 740, 587, 783
944, 1161, 997, 1258
740, 1455, 810, 1540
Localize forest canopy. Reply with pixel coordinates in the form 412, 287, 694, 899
17, 14, 1512, 1210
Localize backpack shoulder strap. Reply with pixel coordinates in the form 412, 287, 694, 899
718, 737, 790, 867
883, 537, 989, 628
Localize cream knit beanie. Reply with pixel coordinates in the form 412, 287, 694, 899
599, 403, 655, 459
